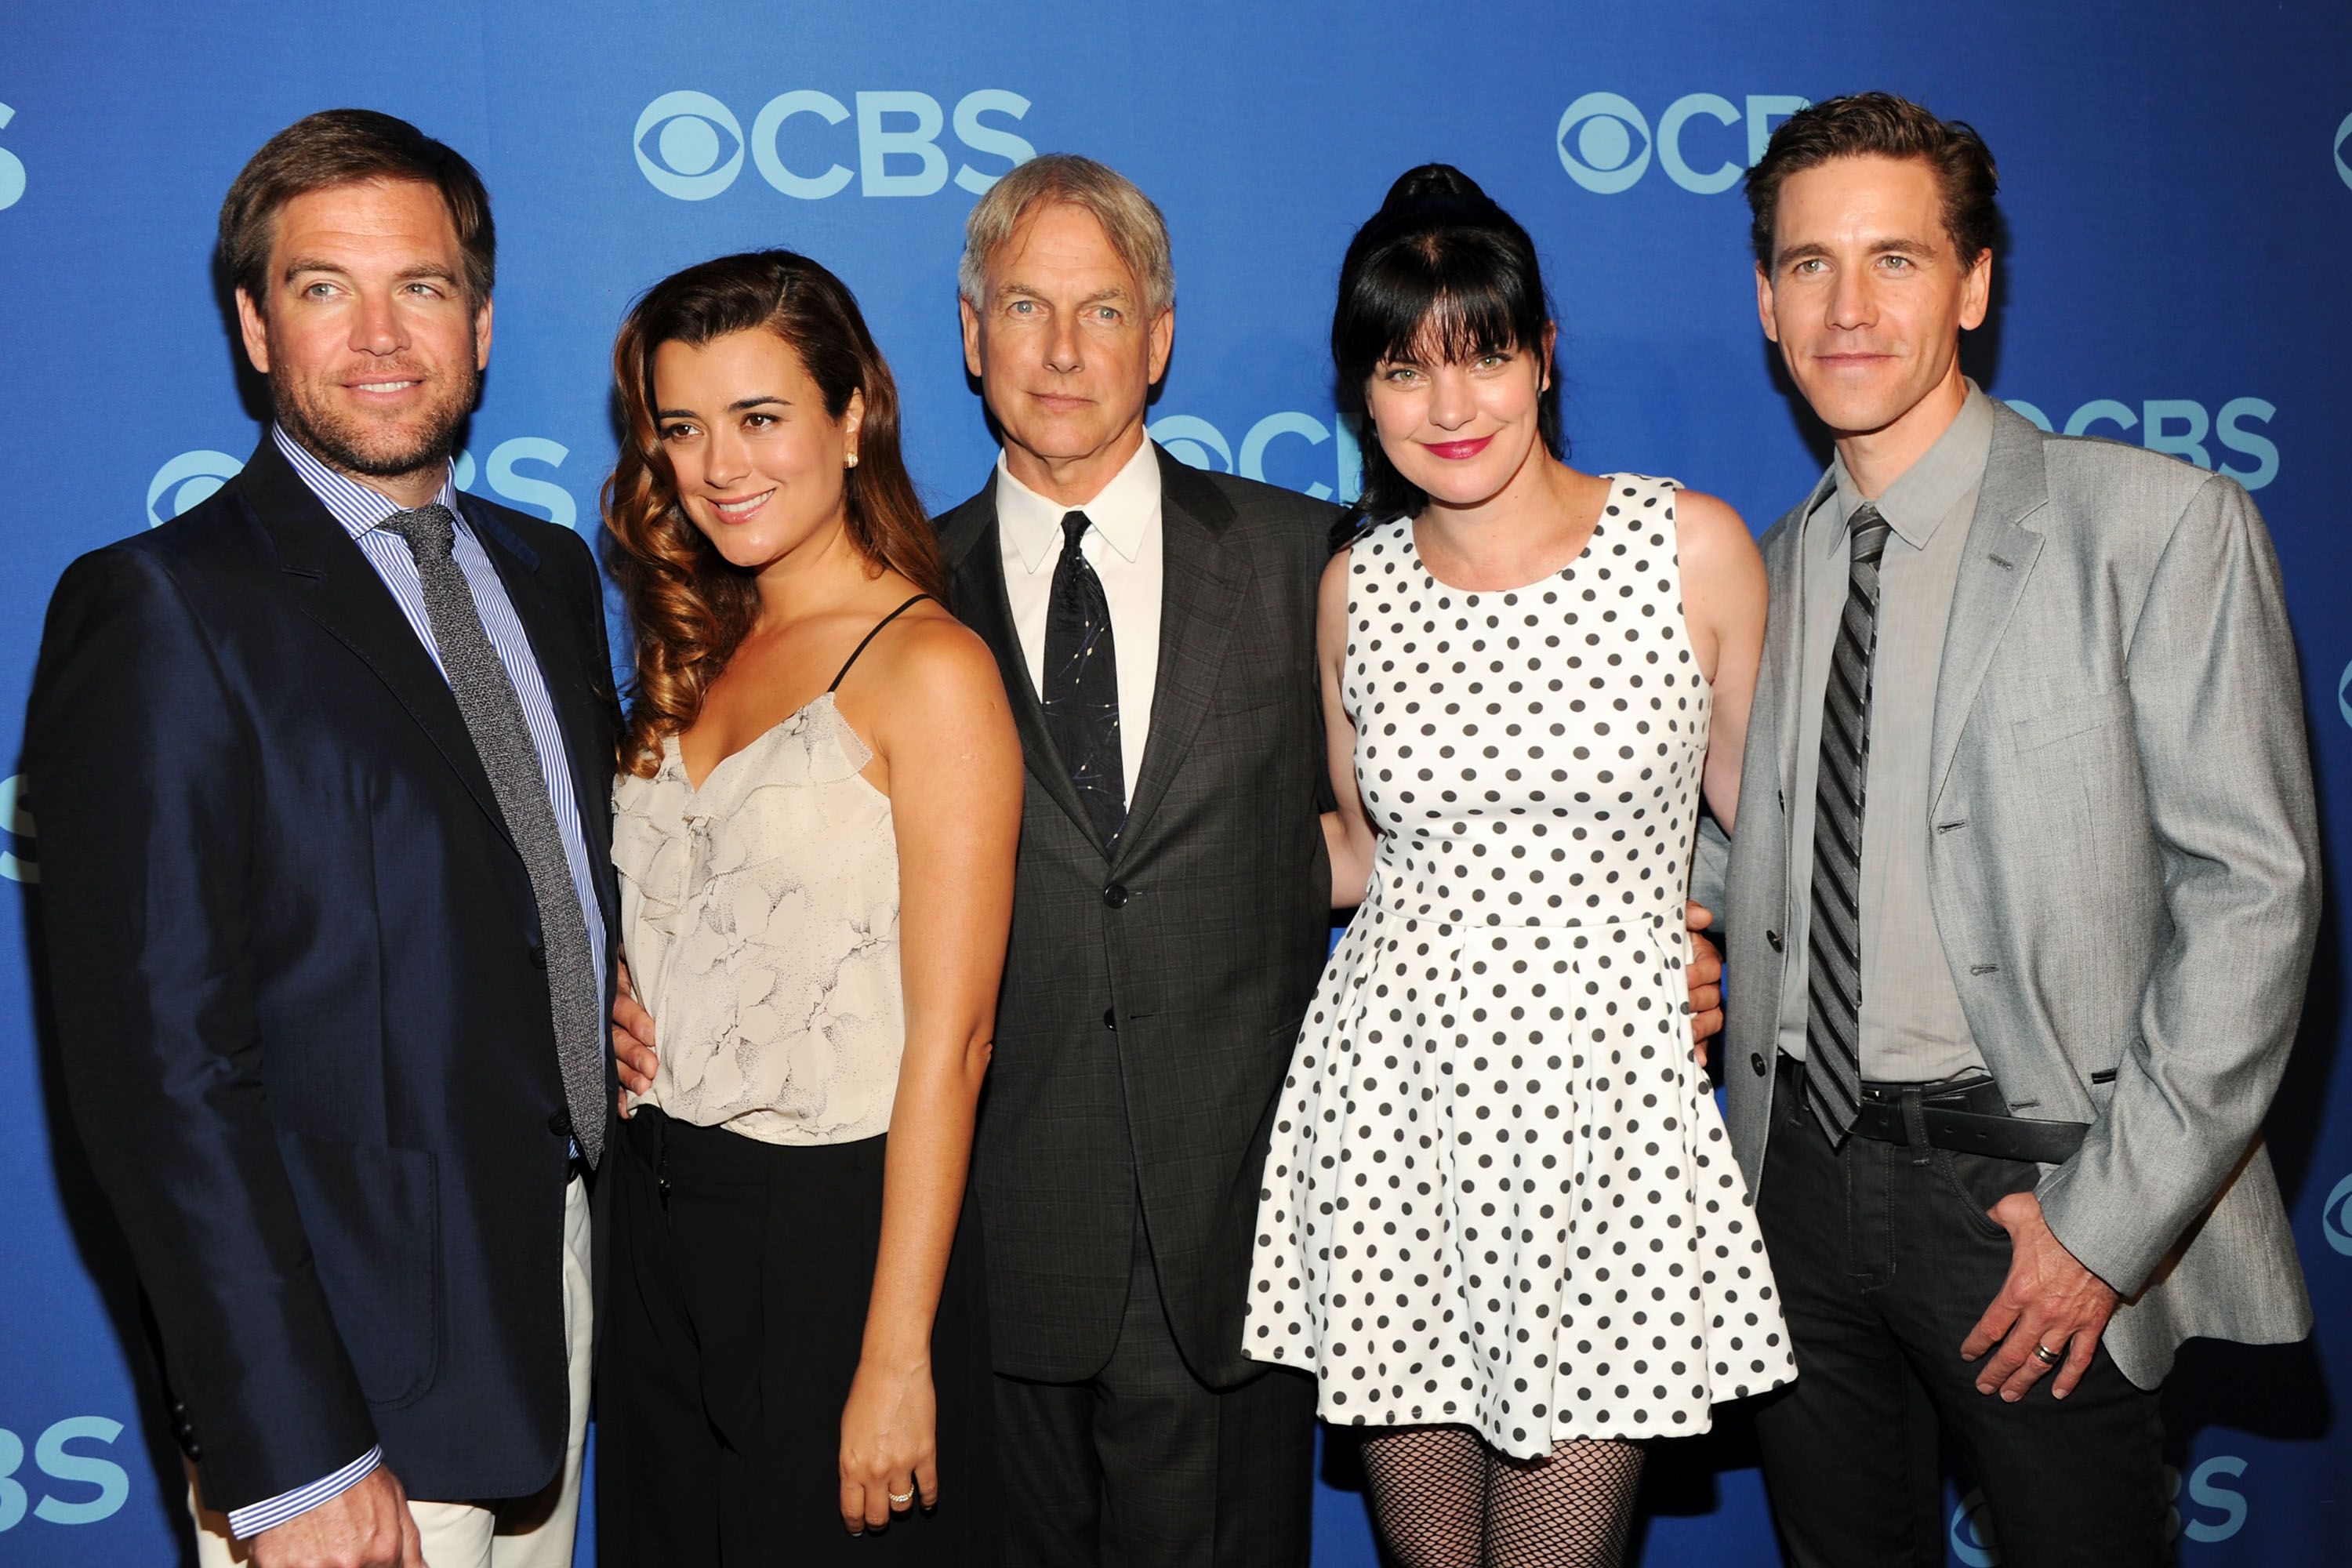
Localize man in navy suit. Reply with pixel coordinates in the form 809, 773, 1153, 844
28, 111, 616, 1568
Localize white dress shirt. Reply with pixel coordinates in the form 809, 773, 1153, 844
995, 437, 1164, 795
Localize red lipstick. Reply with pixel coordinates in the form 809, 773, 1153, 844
1422, 435, 1494, 460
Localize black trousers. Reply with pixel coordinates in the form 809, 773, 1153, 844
992, 1212, 1316, 1568
597, 1109, 1003, 1566
1751, 1069, 2169, 1568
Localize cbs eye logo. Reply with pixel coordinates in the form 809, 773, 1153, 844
635, 88, 1033, 201
2336, 111, 2352, 192
1555, 92, 1809, 194
146, 450, 245, 529
0, 101, 24, 212
2323, 1170, 2352, 1257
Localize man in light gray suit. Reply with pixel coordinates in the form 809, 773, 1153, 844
1696, 93, 2317, 1566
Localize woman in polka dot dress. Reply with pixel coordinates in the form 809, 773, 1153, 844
1244, 165, 1793, 1566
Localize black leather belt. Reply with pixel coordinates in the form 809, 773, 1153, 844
1777, 1054, 2088, 1163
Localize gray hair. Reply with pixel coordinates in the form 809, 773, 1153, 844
957, 154, 1174, 317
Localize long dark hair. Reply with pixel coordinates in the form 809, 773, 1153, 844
1332, 165, 1563, 528
604, 249, 945, 777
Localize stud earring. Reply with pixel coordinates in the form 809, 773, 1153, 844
845, 451, 858, 468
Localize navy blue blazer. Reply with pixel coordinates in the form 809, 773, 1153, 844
27, 435, 621, 1513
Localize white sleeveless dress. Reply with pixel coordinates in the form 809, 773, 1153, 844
1244, 475, 1796, 1457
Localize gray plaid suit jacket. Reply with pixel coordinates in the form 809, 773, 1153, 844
938, 445, 1340, 1387
1696, 401, 2317, 1387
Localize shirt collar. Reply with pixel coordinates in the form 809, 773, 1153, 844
995, 437, 1161, 575
274, 424, 463, 543
1820, 382, 1995, 551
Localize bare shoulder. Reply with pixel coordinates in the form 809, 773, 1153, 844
1672, 488, 1763, 593
857, 602, 1007, 717
1671, 488, 1759, 564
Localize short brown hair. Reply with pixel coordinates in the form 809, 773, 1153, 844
958, 154, 1173, 316
1744, 92, 1999, 270
220, 109, 495, 314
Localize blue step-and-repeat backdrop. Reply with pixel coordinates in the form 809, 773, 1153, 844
3, 3, 2348, 1563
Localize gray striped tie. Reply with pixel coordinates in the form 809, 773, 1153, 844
383, 504, 605, 1167
1806, 501, 1891, 1144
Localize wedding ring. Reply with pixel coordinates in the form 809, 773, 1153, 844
2033, 1342, 2063, 1367
889, 1488, 915, 1506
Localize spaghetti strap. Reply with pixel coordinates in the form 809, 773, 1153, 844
828, 594, 933, 692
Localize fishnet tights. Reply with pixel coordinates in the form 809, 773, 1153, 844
1359, 1425, 1643, 1568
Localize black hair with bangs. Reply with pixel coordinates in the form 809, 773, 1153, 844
1333, 164, 1563, 528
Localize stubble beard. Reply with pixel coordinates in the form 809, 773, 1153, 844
273, 354, 483, 488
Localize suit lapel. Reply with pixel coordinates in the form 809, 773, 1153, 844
940, 477, 1099, 849
1929, 407, 2052, 804
1116, 450, 1243, 862
1760, 479, 1828, 817
241, 441, 517, 855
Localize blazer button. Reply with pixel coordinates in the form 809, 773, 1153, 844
1102, 1008, 1117, 1031
1766, 929, 1784, 952
183, 1441, 202, 1462
1751, 1051, 1768, 1077
527, 941, 547, 969
1102, 884, 1129, 909
546, 1111, 571, 1137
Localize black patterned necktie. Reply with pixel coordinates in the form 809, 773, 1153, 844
382, 504, 605, 1167
1806, 501, 1893, 1145
1040, 510, 1127, 850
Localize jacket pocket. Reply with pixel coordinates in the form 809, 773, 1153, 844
274, 1131, 441, 1408
1214, 676, 1294, 717
2010, 684, 2129, 754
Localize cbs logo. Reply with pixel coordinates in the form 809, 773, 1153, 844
1555, 92, 1809, 194
147, 439, 586, 532
1149, 411, 1364, 503
1947, 1458, 2249, 1562
2322, 1170, 2352, 1257
2000, 397, 2278, 492
634, 88, 1033, 201
0, 1417, 130, 1531
0, 101, 24, 212
2335, 111, 2352, 192
0, 775, 32, 886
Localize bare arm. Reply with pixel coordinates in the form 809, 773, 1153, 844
836, 616, 1022, 1534
1317, 550, 1376, 908
1675, 488, 1767, 836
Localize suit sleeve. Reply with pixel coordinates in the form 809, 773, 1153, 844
28, 547, 379, 1512
1690, 812, 1730, 916
2033, 474, 2321, 1297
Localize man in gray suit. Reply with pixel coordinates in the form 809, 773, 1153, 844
931, 154, 1334, 1567
1697, 93, 2317, 1566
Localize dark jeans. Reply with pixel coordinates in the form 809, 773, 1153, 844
1752, 1069, 2170, 1568
992, 1211, 1316, 1568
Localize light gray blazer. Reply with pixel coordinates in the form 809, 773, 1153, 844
1695, 401, 2317, 1388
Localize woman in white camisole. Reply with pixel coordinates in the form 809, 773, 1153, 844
593, 251, 1021, 1566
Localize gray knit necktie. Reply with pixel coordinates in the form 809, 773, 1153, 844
1805, 502, 1892, 1145
383, 503, 604, 1167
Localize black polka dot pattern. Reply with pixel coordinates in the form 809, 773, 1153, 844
1244, 477, 1797, 1457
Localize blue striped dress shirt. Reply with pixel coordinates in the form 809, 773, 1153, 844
225, 427, 608, 1541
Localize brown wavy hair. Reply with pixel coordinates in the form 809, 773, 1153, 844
604, 250, 945, 776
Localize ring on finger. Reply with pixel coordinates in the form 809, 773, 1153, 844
888, 1488, 915, 1507
2032, 1341, 2063, 1367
